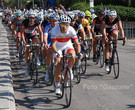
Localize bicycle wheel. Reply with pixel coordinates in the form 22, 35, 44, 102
95, 46, 99, 65
33, 55, 38, 85
48, 65, 54, 86
86, 39, 92, 60
19, 42, 23, 64
74, 63, 81, 84
64, 66, 72, 107
112, 50, 119, 79
80, 52, 87, 74
99, 45, 105, 68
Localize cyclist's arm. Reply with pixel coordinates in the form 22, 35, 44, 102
21, 27, 26, 44
102, 22, 107, 39
51, 39, 57, 53
118, 21, 125, 39
36, 25, 43, 42
73, 38, 81, 53
79, 28, 86, 41
86, 26, 92, 38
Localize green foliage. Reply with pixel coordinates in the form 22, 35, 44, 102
69, 2, 135, 21
70, 2, 90, 11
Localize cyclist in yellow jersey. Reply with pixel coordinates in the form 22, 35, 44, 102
77, 11, 92, 40
85, 10, 93, 25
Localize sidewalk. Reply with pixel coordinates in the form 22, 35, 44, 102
0, 20, 15, 110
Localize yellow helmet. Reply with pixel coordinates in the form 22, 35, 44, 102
85, 10, 91, 17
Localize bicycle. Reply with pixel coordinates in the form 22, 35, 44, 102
25, 39, 41, 85
94, 34, 105, 68
106, 36, 125, 79
54, 50, 78, 107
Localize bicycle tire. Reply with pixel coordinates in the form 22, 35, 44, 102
19, 42, 23, 64
48, 65, 54, 86
86, 39, 92, 60
75, 64, 81, 84
99, 45, 105, 68
95, 45, 99, 65
112, 50, 119, 79
64, 66, 72, 107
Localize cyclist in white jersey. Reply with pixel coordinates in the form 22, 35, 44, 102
51, 15, 81, 95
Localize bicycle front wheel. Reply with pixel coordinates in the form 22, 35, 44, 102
112, 50, 119, 79
99, 45, 105, 68
64, 66, 72, 107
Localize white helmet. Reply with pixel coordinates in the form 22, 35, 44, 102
108, 9, 117, 18
28, 9, 37, 18
59, 15, 71, 24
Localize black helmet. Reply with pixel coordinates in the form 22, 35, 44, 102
98, 10, 105, 15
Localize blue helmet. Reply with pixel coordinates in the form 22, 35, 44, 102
90, 9, 94, 13
78, 11, 85, 17
50, 13, 59, 20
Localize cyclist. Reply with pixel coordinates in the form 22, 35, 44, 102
85, 10, 93, 25
51, 15, 81, 95
102, 9, 126, 72
21, 10, 43, 75
91, 10, 105, 62
12, 10, 23, 57
90, 8, 97, 20
43, 13, 59, 82
68, 12, 86, 41
77, 11, 92, 40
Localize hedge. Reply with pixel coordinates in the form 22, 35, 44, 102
69, 2, 135, 21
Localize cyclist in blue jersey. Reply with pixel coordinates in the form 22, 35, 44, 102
43, 13, 59, 81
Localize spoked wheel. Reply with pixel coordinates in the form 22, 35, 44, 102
86, 39, 92, 60
64, 66, 72, 107
95, 46, 99, 65
112, 50, 119, 79
80, 52, 87, 74
99, 45, 105, 68
19, 42, 23, 64
32, 57, 38, 85
73, 63, 81, 84
48, 65, 54, 86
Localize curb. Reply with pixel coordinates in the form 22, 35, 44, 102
0, 20, 16, 110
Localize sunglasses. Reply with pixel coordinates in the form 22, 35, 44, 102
98, 15, 104, 17
109, 16, 116, 19
60, 24, 69, 27
17, 16, 21, 18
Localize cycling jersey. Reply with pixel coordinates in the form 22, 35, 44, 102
51, 25, 78, 57
82, 18, 90, 28
73, 20, 83, 33
103, 15, 121, 29
43, 22, 57, 47
103, 15, 121, 35
92, 17, 105, 33
21, 19, 41, 41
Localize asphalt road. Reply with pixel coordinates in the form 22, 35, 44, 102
5, 22, 135, 110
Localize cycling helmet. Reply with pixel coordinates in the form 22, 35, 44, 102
108, 9, 117, 18
85, 10, 91, 17
78, 11, 85, 17
90, 9, 94, 13
68, 12, 76, 21
28, 9, 37, 18
97, 10, 105, 15
59, 15, 71, 24
15, 10, 22, 17
50, 13, 59, 20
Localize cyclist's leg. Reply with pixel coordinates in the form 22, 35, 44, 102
16, 31, 21, 57
111, 29, 119, 46
32, 37, 41, 66
105, 29, 111, 71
